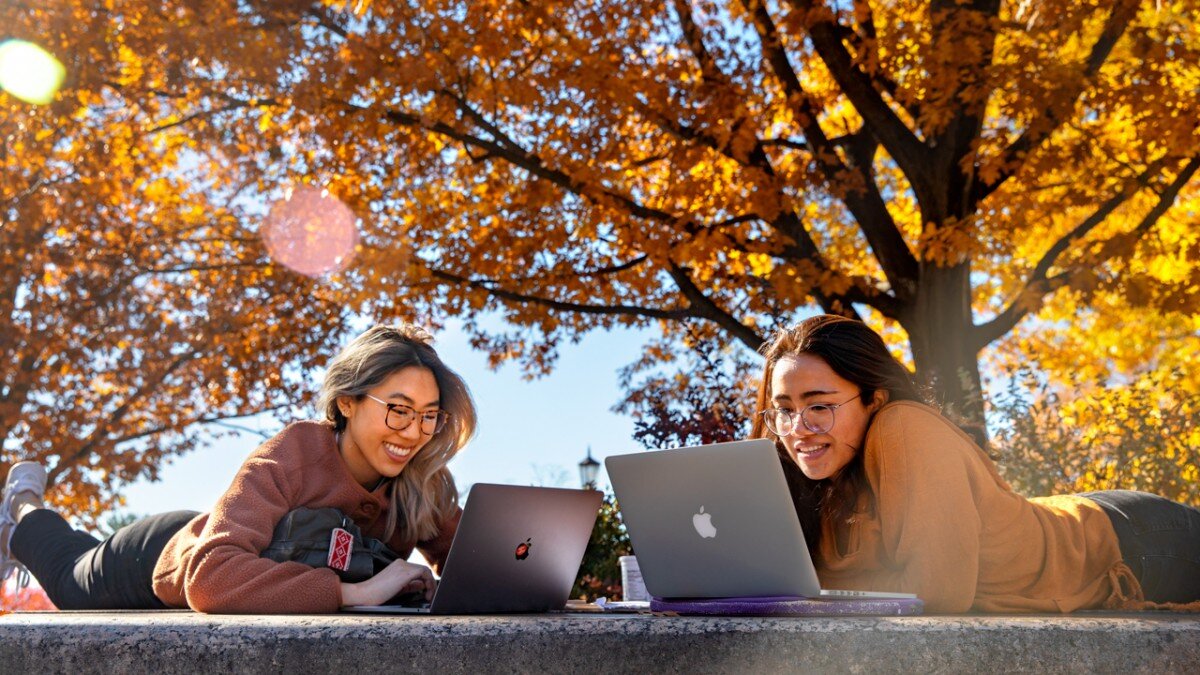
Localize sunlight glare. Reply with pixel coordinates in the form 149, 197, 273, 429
0, 40, 66, 105
262, 185, 359, 277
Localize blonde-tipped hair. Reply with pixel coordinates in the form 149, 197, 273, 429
317, 324, 477, 542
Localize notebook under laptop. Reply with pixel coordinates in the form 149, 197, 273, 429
606, 439, 916, 601
344, 483, 601, 614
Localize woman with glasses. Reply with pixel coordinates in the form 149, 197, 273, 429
0, 324, 476, 612
754, 314, 1200, 613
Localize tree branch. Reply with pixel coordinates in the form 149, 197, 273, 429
140, 262, 267, 274
632, 101, 735, 158
1121, 158, 1200, 240
463, 255, 651, 285
665, 262, 765, 351
706, 213, 762, 231
50, 351, 199, 483
744, 0, 919, 300
925, 0, 1002, 222
845, 0, 916, 120
573, 255, 650, 279
760, 137, 811, 151
144, 101, 250, 134
2, 174, 46, 208
305, 4, 351, 40
787, 0, 931, 190
428, 267, 691, 323
371, 96, 678, 228
975, 0, 1140, 203
973, 156, 1199, 349
672, 0, 731, 86
109, 405, 293, 446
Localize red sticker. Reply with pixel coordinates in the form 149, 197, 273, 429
328, 527, 354, 572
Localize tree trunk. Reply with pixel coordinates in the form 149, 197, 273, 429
903, 262, 986, 430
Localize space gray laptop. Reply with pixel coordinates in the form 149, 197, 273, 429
606, 439, 915, 600
344, 483, 601, 614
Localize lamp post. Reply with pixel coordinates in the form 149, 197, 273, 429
578, 446, 600, 489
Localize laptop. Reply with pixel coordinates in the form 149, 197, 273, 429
606, 439, 916, 601
344, 483, 601, 614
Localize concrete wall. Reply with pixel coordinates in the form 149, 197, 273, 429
2, 611, 1198, 674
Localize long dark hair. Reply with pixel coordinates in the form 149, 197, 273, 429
751, 315, 923, 556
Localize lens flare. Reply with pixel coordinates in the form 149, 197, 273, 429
262, 186, 359, 277
0, 40, 66, 105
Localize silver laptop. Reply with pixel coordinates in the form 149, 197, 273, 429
606, 439, 915, 600
345, 483, 601, 614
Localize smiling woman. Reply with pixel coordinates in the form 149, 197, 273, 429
339, 380, 444, 485
317, 325, 476, 551
0, 324, 478, 613
751, 315, 1200, 614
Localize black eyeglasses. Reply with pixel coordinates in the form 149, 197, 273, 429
759, 393, 862, 436
364, 394, 450, 435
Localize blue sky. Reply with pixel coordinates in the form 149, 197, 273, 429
119, 319, 659, 516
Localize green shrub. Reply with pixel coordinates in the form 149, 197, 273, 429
571, 489, 631, 601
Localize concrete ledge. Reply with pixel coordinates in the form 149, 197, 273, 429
2, 610, 1199, 674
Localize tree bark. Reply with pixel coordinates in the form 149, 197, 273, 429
903, 262, 985, 427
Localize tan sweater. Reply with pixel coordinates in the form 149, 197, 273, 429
152, 421, 460, 613
816, 401, 1132, 613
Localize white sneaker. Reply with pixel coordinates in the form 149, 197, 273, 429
0, 462, 48, 587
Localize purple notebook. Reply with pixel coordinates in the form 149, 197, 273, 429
649, 595, 924, 616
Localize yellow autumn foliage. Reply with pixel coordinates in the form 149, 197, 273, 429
3, 0, 1198, 510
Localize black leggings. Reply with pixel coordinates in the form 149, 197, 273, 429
10, 509, 199, 610
1081, 490, 1200, 604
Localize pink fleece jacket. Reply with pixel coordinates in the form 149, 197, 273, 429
152, 421, 459, 613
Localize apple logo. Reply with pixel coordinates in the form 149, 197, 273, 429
514, 538, 533, 560
692, 506, 717, 538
